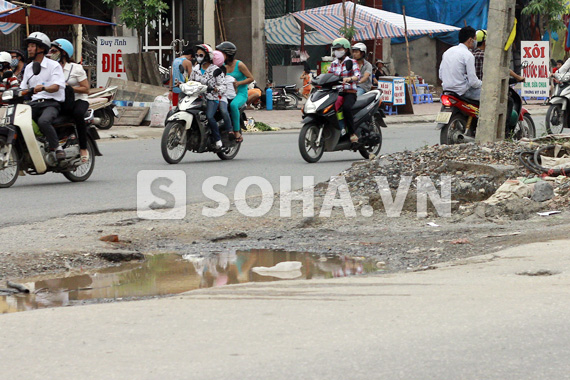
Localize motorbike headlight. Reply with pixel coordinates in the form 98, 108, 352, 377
2, 90, 13, 101
304, 100, 317, 114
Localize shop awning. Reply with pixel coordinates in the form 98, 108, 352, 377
0, 0, 115, 34
265, 14, 331, 45
292, 1, 460, 41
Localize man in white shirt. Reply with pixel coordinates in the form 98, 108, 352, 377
20, 32, 67, 160
439, 26, 482, 101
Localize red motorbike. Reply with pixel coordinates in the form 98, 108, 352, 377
436, 80, 535, 144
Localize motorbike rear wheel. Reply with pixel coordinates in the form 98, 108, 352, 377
512, 114, 536, 140
545, 104, 565, 135
0, 137, 19, 188
217, 141, 241, 160
359, 115, 383, 159
94, 108, 115, 130
161, 121, 188, 164
63, 139, 96, 182
299, 123, 325, 163
440, 113, 468, 145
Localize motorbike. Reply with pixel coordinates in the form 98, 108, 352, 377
272, 84, 303, 109
437, 78, 535, 144
299, 73, 386, 163
161, 81, 246, 164
88, 86, 118, 130
0, 65, 102, 188
546, 70, 570, 134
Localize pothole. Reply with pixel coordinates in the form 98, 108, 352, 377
516, 270, 561, 277
1, 249, 385, 314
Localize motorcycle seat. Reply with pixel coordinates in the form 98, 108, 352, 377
443, 91, 479, 106
275, 84, 297, 89
52, 115, 74, 127
352, 92, 377, 110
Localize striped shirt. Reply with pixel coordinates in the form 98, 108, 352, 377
328, 56, 361, 92
0, 75, 18, 92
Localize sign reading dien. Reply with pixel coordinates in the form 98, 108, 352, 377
96, 37, 139, 87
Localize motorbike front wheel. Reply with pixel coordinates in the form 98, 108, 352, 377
63, 139, 96, 182
545, 104, 565, 134
0, 137, 20, 188
440, 113, 467, 145
94, 108, 115, 130
299, 123, 325, 163
161, 121, 188, 164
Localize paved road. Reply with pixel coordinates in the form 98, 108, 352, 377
2, 240, 569, 380
0, 123, 441, 227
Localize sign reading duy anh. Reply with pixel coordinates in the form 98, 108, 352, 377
521, 41, 550, 98
97, 36, 138, 87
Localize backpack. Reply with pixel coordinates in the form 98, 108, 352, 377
60, 63, 76, 113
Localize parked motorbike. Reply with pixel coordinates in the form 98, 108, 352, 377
437, 78, 535, 144
546, 71, 570, 134
88, 86, 118, 130
161, 81, 246, 163
298, 73, 385, 163
0, 65, 102, 188
273, 84, 303, 109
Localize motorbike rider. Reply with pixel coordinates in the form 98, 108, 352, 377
172, 47, 194, 106
439, 26, 481, 101
351, 42, 373, 96
190, 43, 227, 149
216, 41, 254, 143
7, 49, 26, 82
50, 38, 91, 163
328, 37, 361, 143
0, 51, 19, 91
20, 32, 67, 161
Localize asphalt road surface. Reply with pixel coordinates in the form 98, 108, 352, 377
1, 119, 547, 227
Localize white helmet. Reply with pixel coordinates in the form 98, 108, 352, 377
195, 43, 214, 61
351, 42, 367, 54
24, 32, 51, 52
0, 51, 11, 64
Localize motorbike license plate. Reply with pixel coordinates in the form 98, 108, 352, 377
435, 111, 452, 124
112, 107, 119, 117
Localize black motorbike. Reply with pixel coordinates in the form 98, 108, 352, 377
272, 84, 303, 110
298, 73, 386, 163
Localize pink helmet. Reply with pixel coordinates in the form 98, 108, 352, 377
213, 50, 225, 67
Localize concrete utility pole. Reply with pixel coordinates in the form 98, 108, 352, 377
251, 0, 266, 86
476, 0, 516, 143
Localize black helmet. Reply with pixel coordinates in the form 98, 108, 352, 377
216, 41, 237, 56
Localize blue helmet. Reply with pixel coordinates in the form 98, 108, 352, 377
51, 38, 74, 58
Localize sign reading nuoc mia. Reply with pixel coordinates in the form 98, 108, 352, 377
521, 41, 550, 98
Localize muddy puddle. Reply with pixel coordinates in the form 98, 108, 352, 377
1, 250, 383, 314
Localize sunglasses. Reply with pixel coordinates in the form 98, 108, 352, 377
49, 48, 59, 54
195, 54, 205, 58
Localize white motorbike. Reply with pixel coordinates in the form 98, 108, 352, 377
161, 81, 245, 163
546, 71, 570, 134
0, 64, 102, 188
88, 86, 118, 130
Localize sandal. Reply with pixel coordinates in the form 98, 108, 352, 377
80, 149, 89, 163
234, 132, 243, 143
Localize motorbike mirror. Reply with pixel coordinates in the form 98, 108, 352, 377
345, 60, 353, 71
213, 68, 222, 77
32, 61, 41, 76
2, 70, 13, 79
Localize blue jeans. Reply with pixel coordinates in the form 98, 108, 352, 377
357, 87, 366, 96
206, 100, 221, 142
463, 86, 481, 101
219, 101, 232, 132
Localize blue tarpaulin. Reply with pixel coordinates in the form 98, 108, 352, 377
382, 0, 489, 45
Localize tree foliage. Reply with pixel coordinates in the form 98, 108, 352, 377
103, 0, 168, 33
522, 0, 567, 33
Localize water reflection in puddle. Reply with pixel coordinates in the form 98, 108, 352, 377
1, 250, 382, 313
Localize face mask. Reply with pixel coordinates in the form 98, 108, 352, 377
196, 56, 204, 64
334, 50, 345, 59
50, 52, 61, 62
10, 58, 18, 68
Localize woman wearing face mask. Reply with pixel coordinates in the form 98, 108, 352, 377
190, 44, 227, 149
328, 38, 361, 143
50, 39, 91, 163
215, 41, 254, 143
7, 49, 26, 82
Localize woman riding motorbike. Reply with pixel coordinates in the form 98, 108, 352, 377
49, 38, 91, 162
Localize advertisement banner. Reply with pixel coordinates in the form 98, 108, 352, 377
378, 81, 393, 103
393, 78, 406, 105
521, 41, 550, 98
97, 36, 139, 87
